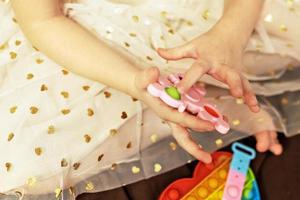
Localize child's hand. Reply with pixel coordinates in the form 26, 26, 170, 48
132, 67, 214, 132
132, 67, 214, 163
255, 131, 283, 155
157, 30, 260, 113
168, 121, 212, 163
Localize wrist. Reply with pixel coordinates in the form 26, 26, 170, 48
210, 20, 251, 50
127, 67, 141, 99
211, 1, 263, 50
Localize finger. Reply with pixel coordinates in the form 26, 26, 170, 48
157, 100, 214, 131
255, 131, 271, 153
214, 67, 243, 98
177, 61, 209, 93
269, 131, 283, 155
211, 67, 243, 97
177, 111, 215, 132
157, 43, 197, 61
135, 67, 160, 90
144, 90, 215, 131
241, 76, 260, 113
169, 122, 212, 163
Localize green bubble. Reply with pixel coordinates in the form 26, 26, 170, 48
165, 87, 181, 100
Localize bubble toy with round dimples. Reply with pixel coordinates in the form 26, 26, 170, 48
159, 144, 260, 200
147, 73, 230, 134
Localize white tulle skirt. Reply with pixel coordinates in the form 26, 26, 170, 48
0, 0, 300, 199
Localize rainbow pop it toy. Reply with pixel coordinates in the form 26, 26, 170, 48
159, 145, 260, 200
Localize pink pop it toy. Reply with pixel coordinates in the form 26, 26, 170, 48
147, 73, 230, 134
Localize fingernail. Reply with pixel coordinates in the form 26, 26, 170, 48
256, 105, 261, 111
205, 161, 215, 169
251, 96, 258, 105
253, 105, 260, 112
204, 156, 212, 164
236, 88, 243, 96
250, 102, 260, 111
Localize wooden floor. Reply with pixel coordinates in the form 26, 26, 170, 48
77, 134, 300, 200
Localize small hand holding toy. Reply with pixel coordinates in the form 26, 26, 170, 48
147, 73, 230, 134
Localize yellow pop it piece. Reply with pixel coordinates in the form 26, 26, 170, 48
186, 196, 197, 200
219, 169, 227, 179
181, 156, 231, 200
218, 190, 224, 198
208, 178, 218, 189
197, 187, 208, 198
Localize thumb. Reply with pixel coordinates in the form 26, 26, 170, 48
135, 67, 160, 90
157, 44, 196, 61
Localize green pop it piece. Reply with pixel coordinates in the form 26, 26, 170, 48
165, 87, 181, 100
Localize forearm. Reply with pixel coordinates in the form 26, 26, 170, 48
213, 0, 264, 48
12, 1, 139, 97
